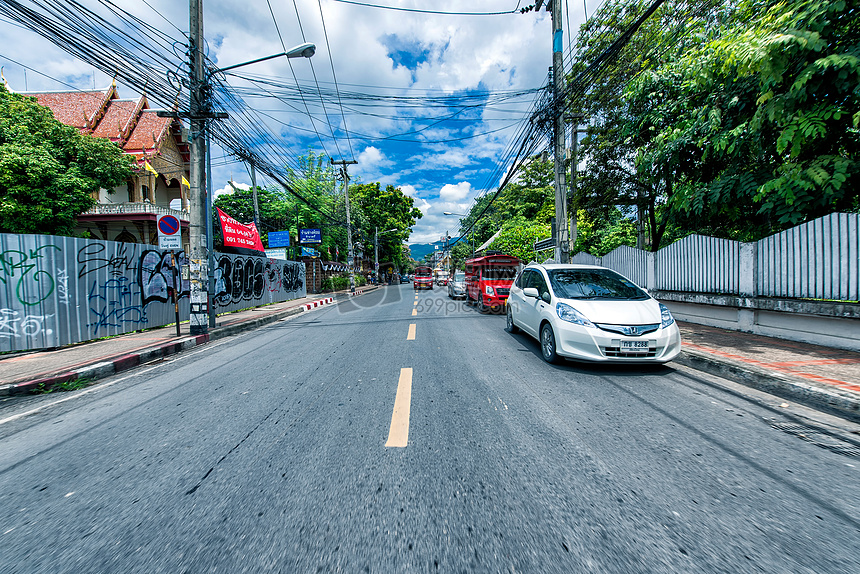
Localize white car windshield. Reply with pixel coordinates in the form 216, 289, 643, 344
547, 269, 649, 300
453, 272, 465, 281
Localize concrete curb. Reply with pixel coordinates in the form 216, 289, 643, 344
301, 297, 334, 311
676, 349, 860, 423
0, 294, 349, 396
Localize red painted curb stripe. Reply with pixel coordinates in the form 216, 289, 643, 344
112, 354, 141, 372
684, 342, 860, 394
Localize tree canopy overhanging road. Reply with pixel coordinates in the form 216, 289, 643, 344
1, 285, 857, 573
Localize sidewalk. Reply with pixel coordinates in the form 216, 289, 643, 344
0, 286, 375, 396
674, 322, 860, 422
1, 291, 858, 422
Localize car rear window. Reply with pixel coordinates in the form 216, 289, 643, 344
548, 269, 649, 300
453, 272, 465, 281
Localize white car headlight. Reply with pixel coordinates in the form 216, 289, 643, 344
659, 303, 675, 328
485, 286, 494, 295
556, 302, 595, 328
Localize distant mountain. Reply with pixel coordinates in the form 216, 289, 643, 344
408, 238, 460, 262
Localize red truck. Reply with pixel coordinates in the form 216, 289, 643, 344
465, 254, 520, 312
413, 265, 434, 290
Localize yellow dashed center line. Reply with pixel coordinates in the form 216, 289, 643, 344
385, 368, 413, 447
411, 309, 417, 316
413, 300, 418, 305
407, 323, 416, 340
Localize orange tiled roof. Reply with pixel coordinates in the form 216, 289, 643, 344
91, 99, 140, 142
28, 88, 115, 131
24, 85, 187, 170
124, 109, 172, 159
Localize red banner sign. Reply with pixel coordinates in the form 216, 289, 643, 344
216, 207, 265, 253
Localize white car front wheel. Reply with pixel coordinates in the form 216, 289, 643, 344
540, 323, 559, 364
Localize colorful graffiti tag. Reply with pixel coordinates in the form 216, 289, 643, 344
0, 234, 306, 352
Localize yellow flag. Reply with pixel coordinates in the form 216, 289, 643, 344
181, 175, 190, 188
144, 161, 158, 176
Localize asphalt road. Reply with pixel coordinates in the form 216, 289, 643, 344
1, 283, 858, 573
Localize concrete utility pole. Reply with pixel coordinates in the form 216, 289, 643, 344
188, 0, 209, 334
331, 158, 358, 293
550, 0, 568, 263
566, 114, 585, 254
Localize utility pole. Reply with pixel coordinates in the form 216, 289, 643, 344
188, 0, 209, 334
331, 158, 358, 293
551, 0, 568, 263
249, 159, 260, 231
566, 114, 585, 254
374, 226, 379, 282
533, 1, 568, 263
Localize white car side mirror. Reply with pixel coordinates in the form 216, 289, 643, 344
523, 287, 539, 298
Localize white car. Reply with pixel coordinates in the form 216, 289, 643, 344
505, 263, 681, 364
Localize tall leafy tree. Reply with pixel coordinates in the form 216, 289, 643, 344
0, 86, 133, 235
568, 0, 720, 251
350, 182, 422, 269
630, 0, 859, 234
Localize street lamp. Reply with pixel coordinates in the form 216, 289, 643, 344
211, 43, 316, 75
443, 211, 474, 258
203, 43, 315, 328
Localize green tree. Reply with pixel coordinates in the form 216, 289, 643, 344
350, 182, 422, 269
0, 86, 133, 235
567, 0, 722, 250
487, 216, 551, 263
214, 186, 291, 247
630, 0, 859, 234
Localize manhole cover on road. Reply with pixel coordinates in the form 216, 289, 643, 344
770, 421, 860, 457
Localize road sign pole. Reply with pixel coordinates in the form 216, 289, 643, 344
170, 251, 181, 337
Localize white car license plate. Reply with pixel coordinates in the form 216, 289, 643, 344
621, 340, 650, 352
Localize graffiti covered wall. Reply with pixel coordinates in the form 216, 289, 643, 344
0, 234, 306, 352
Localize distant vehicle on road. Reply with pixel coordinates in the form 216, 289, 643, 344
413, 266, 434, 290
465, 254, 519, 312
400, 273, 410, 284
435, 269, 449, 286
447, 271, 466, 299
505, 263, 681, 364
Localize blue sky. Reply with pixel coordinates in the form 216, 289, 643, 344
0, 0, 589, 245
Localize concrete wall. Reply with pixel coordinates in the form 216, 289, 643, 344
656, 291, 860, 351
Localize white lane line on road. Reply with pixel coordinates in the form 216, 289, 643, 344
385, 368, 413, 448
407, 324, 416, 340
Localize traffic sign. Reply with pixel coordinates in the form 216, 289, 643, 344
157, 214, 182, 249
299, 228, 322, 244
534, 237, 554, 251
267, 230, 291, 247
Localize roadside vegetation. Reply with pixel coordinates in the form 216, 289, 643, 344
215, 151, 422, 271
0, 86, 134, 236
449, 0, 858, 264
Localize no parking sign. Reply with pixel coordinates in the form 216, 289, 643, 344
157, 214, 182, 249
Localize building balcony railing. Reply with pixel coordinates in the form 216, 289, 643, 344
81, 202, 189, 221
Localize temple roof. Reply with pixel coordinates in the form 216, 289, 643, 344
21, 85, 188, 171
124, 109, 173, 159
26, 88, 115, 131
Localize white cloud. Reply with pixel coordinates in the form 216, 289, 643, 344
357, 146, 393, 169
0, 0, 591, 256
439, 182, 471, 201
212, 181, 249, 200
